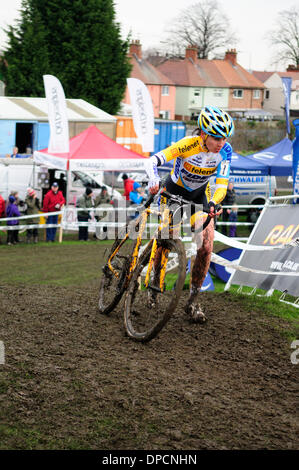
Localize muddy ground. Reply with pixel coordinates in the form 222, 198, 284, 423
0, 243, 298, 450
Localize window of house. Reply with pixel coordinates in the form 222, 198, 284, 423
233, 89, 243, 99
214, 89, 223, 97
253, 89, 260, 99
194, 89, 200, 97
159, 110, 170, 119
162, 86, 169, 96
265, 90, 270, 100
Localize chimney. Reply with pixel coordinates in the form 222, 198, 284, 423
225, 49, 237, 66
185, 45, 198, 63
129, 40, 142, 60
287, 64, 299, 72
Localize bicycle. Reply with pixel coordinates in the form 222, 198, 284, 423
98, 187, 211, 342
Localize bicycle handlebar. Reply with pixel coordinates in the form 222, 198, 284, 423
142, 184, 212, 232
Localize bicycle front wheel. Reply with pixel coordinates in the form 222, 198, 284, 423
99, 225, 136, 315
124, 238, 187, 342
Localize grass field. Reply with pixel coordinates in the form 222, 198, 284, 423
0, 239, 298, 450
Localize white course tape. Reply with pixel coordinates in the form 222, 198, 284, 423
214, 230, 299, 251
141, 242, 299, 277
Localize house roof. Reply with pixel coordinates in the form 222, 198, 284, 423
0, 97, 116, 122
252, 70, 299, 89
129, 53, 174, 86
251, 71, 274, 83
158, 57, 265, 89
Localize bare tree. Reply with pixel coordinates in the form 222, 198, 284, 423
160, 0, 237, 59
268, 5, 299, 68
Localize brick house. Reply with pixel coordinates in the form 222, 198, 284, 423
252, 67, 299, 118
123, 40, 176, 120
155, 46, 265, 120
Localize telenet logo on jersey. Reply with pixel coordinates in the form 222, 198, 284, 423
183, 162, 216, 176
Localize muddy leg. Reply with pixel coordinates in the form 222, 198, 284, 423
185, 220, 214, 323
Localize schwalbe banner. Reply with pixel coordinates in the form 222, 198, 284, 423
127, 78, 154, 153
227, 205, 299, 296
43, 75, 69, 154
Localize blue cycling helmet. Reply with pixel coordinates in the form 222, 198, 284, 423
198, 105, 234, 138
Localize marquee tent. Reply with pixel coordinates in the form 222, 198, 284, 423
230, 151, 268, 175
33, 125, 149, 172
248, 138, 293, 176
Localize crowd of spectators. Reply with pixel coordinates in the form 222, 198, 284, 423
0, 175, 257, 244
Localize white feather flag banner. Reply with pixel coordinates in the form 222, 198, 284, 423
43, 74, 69, 153
127, 78, 154, 152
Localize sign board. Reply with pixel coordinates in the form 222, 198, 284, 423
227, 205, 299, 296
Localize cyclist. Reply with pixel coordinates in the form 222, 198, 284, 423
145, 105, 234, 323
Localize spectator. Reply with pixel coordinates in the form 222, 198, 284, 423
94, 186, 111, 207
228, 205, 238, 237
0, 193, 5, 218
221, 181, 236, 236
0, 193, 5, 244
43, 182, 65, 242
94, 186, 112, 239
122, 173, 134, 201
77, 187, 93, 241
6, 195, 20, 245
9, 191, 24, 242
247, 208, 260, 233
10, 146, 23, 158
129, 182, 145, 205
58, 173, 67, 199
25, 188, 40, 243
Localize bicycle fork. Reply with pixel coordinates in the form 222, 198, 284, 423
144, 239, 170, 294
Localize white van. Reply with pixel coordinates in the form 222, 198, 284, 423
0, 159, 122, 203
210, 174, 277, 207
229, 174, 277, 206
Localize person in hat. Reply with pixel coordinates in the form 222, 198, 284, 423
43, 182, 65, 242
122, 173, 135, 201
129, 182, 145, 205
6, 195, 21, 245
76, 186, 94, 241
25, 188, 41, 243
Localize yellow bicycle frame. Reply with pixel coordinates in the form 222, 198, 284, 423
106, 197, 182, 291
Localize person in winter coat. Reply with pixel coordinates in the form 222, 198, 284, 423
122, 174, 135, 201
43, 182, 65, 242
221, 181, 236, 236
0, 193, 5, 218
129, 182, 145, 205
77, 187, 93, 241
228, 205, 238, 237
6, 195, 20, 245
25, 188, 40, 243
129, 182, 146, 219
0, 193, 5, 244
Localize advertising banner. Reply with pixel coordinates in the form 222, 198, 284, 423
292, 119, 299, 202
127, 78, 154, 152
281, 76, 292, 135
43, 75, 69, 154
227, 205, 299, 296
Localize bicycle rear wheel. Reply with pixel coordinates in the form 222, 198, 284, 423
124, 238, 187, 342
99, 225, 136, 315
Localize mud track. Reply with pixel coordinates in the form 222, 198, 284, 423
0, 279, 297, 449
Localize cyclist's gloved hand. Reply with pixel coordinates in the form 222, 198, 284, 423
208, 201, 222, 217
148, 177, 160, 195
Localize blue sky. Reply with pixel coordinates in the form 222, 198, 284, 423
0, 0, 297, 71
